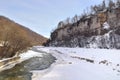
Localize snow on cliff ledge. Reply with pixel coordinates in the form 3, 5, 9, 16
103, 22, 110, 30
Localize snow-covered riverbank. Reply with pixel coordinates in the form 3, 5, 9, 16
0, 47, 56, 80
0, 47, 120, 80
32, 47, 120, 80
0, 50, 43, 72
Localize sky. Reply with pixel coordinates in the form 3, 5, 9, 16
0, 0, 103, 38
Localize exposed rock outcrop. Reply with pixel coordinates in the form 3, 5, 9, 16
46, 2, 120, 49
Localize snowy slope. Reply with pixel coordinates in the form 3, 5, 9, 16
32, 47, 120, 80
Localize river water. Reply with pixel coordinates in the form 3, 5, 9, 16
0, 54, 56, 80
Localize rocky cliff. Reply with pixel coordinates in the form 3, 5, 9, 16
46, 1, 120, 49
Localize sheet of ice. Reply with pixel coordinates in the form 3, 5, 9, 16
37, 62, 119, 80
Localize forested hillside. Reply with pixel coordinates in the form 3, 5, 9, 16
0, 16, 47, 58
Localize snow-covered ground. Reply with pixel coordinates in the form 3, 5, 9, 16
0, 47, 120, 80
20, 50, 43, 61
32, 47, 120, 80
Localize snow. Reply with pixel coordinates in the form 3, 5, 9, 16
38, 63, 118, 80
0, 46, 120, 80
103, 22, 110, 30
0, 49, 44, 72
19, 50, 43, 61
32, 47, 120, 80
87, 30, 120, 49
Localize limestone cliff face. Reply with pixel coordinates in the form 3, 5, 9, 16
46, 7, 120, 49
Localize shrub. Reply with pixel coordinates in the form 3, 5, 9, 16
0, 29, 31, 59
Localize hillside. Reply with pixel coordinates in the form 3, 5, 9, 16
46, 0, 120, 49
0, 16, 47, 46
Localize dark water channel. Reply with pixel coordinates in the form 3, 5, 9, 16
0, 54, 56, 80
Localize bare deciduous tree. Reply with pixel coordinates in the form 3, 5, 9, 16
0, 28, 31, 58
57, 21, 64, 28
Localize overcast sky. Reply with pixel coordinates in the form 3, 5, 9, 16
0, 0, 103, 38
